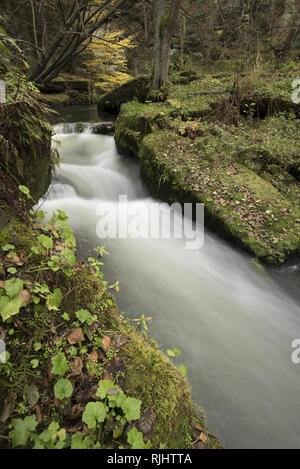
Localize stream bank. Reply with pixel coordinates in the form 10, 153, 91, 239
112, 70, 300, 265
0, 100, 219, 449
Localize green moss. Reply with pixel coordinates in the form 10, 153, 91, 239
0, 101, 52, 201
39, 93, 71, 107
139, 131, 300, 264
122, 335, 193, 449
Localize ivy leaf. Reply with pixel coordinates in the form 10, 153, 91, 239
121, 396, 141, 421
37, 234, 53, 250
82, 402, 107, 429
47, 288, 63, 311
51, 352, 69, 376
71, 432, 89, 449
5, 278, 24, 298
75, 309, 93, 325
62, 249, 76, 267
31, 359, 39, 369
18, 185, 30, 196
10, 415, 38, 448
0, 296, 22, 322
179, 364, 187, 377
96, 380, 117, 400
127, 427, 152, 449
37, 211, 45, 222
54, 379, 73, 400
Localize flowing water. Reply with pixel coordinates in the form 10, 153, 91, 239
43, 106, 300, 449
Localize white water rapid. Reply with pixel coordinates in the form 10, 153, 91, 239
42, 115, 300, 449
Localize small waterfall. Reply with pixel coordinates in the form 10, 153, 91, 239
42, 118, 300, 449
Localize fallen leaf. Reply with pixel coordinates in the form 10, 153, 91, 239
68, 328, 84, 345
70, 357, 83, 376
102, 336, 111, 351
68, 404, 84, 421
89, 351, 98, 363
0, 392, 17, 423
35, 405, 42, 423
191, 422, 204, 432
199, 432, 207, 444
19, 289, 31, 304
136, 407, 156, 436
28, 384, 40, 406
68, 425, 83, 434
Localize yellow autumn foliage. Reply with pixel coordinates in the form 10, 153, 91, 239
85, 29, 136, 91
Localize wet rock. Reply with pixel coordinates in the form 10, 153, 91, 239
98, 76, 149, 114
92, 122, 115, 135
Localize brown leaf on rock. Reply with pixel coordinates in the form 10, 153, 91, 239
199, 432, 207, 444
191, 422, 204, 432
89, 351, 98, 363
136, 407, 156, 436
19, 289, 31, 304
70, 357, 83, 376
68, 404, 85, 421
102, 336, 111, 351
35, 405, 42, 423
54, 241, 64, 252
68, 327, 84, 345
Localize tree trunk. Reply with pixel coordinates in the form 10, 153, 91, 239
272, 0, 300, 57
152, 0, 182, 89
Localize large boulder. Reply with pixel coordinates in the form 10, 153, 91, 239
98, 76, 150, 114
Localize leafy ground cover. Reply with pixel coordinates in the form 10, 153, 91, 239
115, 66, 300, 264
0, 188, 221, 449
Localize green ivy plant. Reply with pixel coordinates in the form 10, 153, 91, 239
8, 380, 152, 449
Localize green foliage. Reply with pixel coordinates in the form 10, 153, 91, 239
51, 353, 69, 376
54, 379, 73, 400
0, 278, 24, 322
75, 309, 94, 325
37, 234, 53, 250
33, 422, 68, 449
127, 427, 152, 449
82, 402, 107, 429
46, 288, 63, 311
9, 415, 38, 448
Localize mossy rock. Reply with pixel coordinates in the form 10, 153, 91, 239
40, 93, 71, 107
0, 101, 52, 201
68, 90, 91, 106
139, 131, 300, 264
98, 76, 150, 114
121, 335, 193, 448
